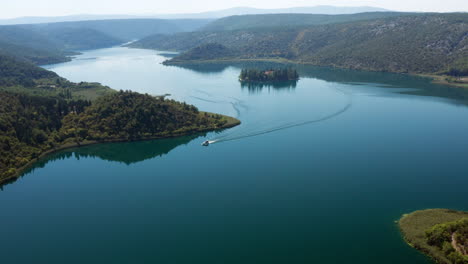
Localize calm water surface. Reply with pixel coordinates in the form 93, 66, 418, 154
1, 47, 468, 264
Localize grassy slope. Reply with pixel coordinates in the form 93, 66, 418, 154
399, 209, 468, 264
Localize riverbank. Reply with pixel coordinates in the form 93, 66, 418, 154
0, 113, 240, 187
399, 209, 468, 264
418, 74, 468, 89
163, 58, 468, 90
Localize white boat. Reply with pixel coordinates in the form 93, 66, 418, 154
202, 140, 210, 146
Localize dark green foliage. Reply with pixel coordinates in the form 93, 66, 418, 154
239, 68, 299, 82
0, 92, 90, 178
446, 58, 468, 77
0, 90, 232, 181
133, 13, 468, 75
60, 90, 228, 141
426, 218, 468, 263
0, 25, 69, 64
0, 54, 58, 86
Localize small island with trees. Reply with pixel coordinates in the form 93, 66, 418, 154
399, 209, 468, 264
239, 68, 299, 82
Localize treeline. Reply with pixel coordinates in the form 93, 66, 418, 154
426, 218, 468, 264
239, 68, 299, 82
0, 90, 233, 181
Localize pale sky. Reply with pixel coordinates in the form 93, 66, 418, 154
1, 0, 467, 19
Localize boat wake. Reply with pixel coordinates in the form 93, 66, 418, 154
209, 88, 352, 144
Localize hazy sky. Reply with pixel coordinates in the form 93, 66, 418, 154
1, 0, 467, 19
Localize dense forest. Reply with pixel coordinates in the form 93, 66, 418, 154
130, 13, 468, 75
239, 68, 299, 82
0, 89, 238, 183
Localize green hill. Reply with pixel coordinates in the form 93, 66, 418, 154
0, 25, 122, 64
32, 27, 123, 51
199, 12, 412, 32
0, 18, 212, 65
130, 13, 468, 75
27, 19, 213, 41
0, 25, 69, 64
0, 53, 114, 100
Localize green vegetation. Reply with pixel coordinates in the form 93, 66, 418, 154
60, 90, 237, 142
0, 18, 212, 65
239, 68, 299, 82
399, 209, 468, 264
165, 43, 234, 63
0, 51, 239, 184
0, 25, 70, 64
0, 54, 114, 100
199, 12, 413, 32
0, 89, 239, 184
131, 13, 468, 76
28, 19, 213, 42
34, 27, 122, 51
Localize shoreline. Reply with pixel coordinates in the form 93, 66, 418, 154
163, 58, 467, 89
0, 113, 240, 187
398, 208, 468, 264
417, 74, 468, 89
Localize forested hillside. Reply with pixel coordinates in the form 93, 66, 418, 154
0, 25, 120, 64
26, 19, 213, 41
0, 55, 239, 184
199, 12, 411, 31
0, 54, 114, 99
32, 27, 122, 51
0, 18, 211, 65
0, 25, 69, 64
130, 13, 468, 74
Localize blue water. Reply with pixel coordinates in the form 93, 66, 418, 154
1, 47, 468, 264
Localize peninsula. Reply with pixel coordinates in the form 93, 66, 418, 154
399, 209, 468, 264
0, 55, 240, 185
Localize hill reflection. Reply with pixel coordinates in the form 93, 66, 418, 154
168, 62, 468, 105
1, 135, 202, 189
240, 80, 298, 93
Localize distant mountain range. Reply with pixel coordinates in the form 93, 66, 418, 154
0, 6, 390, 25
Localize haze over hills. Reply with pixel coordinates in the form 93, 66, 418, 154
0, 19, 212, 64
0, 6, 391, 25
